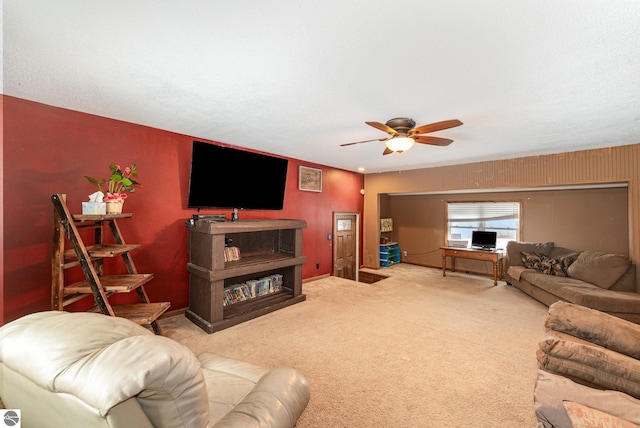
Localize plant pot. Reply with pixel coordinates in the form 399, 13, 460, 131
105, 200, 124, 214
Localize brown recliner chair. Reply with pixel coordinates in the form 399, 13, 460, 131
534, 301, 640, 427
0, 311, 310, 427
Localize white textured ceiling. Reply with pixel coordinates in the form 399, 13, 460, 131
4, 1, 640, 173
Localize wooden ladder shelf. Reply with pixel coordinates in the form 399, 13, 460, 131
51, 193, 170, 334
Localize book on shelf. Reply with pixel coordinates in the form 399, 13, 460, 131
223, 273, 284, 306
223, 246, 241, 262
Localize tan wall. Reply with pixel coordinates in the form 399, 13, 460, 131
380, 188, 628, 273
364, 144, 640, 283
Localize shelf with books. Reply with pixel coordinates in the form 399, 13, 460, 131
186, 219, 307, 333
223, 273, 283, 306
223, 246, 241, 262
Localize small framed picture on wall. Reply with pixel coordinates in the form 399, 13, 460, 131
298, 166, 322, 192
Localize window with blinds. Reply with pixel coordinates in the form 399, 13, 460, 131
447, 201, 521, 248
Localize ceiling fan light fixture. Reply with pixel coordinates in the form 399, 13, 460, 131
341, 117, 462, 155
385, 136, 415, 153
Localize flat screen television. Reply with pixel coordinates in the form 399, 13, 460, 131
187, 141, 289, 210
471, 230, 497, 250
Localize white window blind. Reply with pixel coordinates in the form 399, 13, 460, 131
447, 201, 521, 246
447, 202, 520, 222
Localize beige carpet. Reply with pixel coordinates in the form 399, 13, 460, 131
160, 264, 549, 427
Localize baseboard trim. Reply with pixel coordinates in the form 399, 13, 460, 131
159, 307, 186, 319
303, 274, 330, 283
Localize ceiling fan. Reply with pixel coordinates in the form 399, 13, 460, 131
341, 117, 463, 155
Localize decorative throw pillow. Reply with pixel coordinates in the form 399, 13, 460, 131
563, 401, 640, 428
539, 257, 554, 275
540, 256, 576, 277
551, 257, 576, 276
521, 251, 544, 269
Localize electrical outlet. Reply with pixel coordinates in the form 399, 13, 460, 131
403, 251, 407, 257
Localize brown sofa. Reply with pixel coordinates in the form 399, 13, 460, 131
504, 241, 640, 324
535, 301, 640, 427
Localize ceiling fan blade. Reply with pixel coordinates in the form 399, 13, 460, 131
340, 137, 386, 147
382, 147, 394, 155
409, 119, 463, 135
413, 136, 453, 146
366, 121, 398, 136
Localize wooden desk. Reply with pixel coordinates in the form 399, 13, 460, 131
441, 247, 504, 286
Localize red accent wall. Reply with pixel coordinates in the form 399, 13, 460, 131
2, 96, 364, 324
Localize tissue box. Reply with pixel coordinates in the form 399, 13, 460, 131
82, 202, 106, 215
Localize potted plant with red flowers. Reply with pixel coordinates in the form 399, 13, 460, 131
86, 164, 140, 214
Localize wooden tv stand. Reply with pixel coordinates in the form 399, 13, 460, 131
441, 247, 504, 286
186, 219, 307, 333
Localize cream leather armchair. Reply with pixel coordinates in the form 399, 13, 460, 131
0, 311, 310, 428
